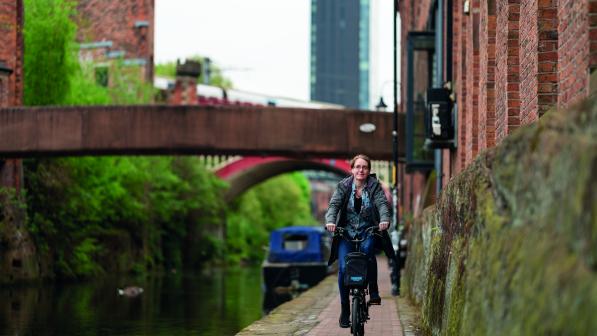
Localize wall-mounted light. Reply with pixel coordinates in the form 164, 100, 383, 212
463, 0, 470, 15
359, 123, 376, 133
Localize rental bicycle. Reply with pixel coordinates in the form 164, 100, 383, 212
335, 226, 380, 336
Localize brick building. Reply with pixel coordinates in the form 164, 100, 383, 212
76, 0, 154, 84
0, 0, 22, 108
398, 0, 597, 216
0, 0, 23, 191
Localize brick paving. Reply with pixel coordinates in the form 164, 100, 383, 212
307, 256, 403, 336
237, 256, 407, 336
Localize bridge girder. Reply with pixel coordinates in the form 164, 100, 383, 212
0, 105, 404, 160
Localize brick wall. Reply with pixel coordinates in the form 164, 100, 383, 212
519, 0, 539, 123
495, 0, 521, 143
537, 1, 559, 116
399, 0, 433, 113
77, 0, 154, 82
399, 0, 594, 217
478, 0, 497, 150
465, 2, 481, 164
398, 0, 434, 216
458, 0, 469, 171
0, 0, 23, 107
169, 77, 197, 105
558, 0, 590, 107
0, 0, 23, 193
591, 0, 597, 70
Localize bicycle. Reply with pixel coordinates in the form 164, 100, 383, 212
335, 226, 380, 336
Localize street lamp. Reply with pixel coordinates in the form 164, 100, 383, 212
375, 96, 388, 111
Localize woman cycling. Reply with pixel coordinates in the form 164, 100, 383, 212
325, 154, 391, 328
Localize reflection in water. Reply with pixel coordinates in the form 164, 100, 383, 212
0, 266, 267, 336
262, 290, 292, 314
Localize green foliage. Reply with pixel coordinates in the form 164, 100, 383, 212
155, 55, 233, 89
24, 157, 229, 278
72, 238, 103, 276
226, 172, 316, 264
154, 62, 176, 78
23, 0, 78, 105
19, 0, 316, 279
23, 0, 155, 107
62, 61, 156, 106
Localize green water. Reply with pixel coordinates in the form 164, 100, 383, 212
0, 266, 266, 336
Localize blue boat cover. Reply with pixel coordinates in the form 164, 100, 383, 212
268, 226, 325, 263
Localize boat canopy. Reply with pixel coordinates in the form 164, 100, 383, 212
268, 226, 326, 263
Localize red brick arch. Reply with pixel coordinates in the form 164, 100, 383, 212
215, 156, 351, 201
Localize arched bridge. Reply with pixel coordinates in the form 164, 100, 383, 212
214, 156, 351, 201
0, 105, 404, 159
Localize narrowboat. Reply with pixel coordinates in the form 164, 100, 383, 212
262, 226, 333, 291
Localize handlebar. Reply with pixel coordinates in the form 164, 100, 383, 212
334, 226, 380, 243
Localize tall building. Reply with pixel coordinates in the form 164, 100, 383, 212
310, 0, 375, 110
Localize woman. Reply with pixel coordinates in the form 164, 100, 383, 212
325, 154, 391, 328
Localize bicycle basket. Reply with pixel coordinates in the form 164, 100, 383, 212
344, 252, 368, 287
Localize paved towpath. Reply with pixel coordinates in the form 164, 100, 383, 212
238, 256, 417, 336
307, 256, 402, 336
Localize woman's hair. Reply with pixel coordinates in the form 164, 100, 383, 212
350, 154, 371, 169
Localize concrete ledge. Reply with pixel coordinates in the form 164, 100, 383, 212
236, 275, 338, 335
396, 296, 423, 336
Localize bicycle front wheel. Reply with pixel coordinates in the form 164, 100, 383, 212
351, 295, 365, 336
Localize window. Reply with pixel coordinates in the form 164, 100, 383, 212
283, 234, 309, 251
95, 66, 109, 87
406, 32, 436, 172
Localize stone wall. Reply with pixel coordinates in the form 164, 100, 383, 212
403, 91, 597, 335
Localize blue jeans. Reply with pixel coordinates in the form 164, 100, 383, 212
337, 234, 378, 306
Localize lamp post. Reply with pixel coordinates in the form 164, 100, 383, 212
392, 0, 400, 233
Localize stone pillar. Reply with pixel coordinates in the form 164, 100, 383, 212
168, 60, 200, 105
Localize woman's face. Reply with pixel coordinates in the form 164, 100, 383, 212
351, 158, 370, 183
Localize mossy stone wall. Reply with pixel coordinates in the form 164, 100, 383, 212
403, 94, 597, 335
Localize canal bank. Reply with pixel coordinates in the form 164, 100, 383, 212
237, 256, 421, 335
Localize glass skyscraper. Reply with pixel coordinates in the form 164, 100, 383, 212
310, 0, 371, 110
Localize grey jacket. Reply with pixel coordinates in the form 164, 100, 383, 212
325, 174, 395, 266
325, 174, 391, 227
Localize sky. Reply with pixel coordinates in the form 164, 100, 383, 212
155, 0, 397, 110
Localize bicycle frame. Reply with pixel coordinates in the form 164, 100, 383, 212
335, 226, 380, 336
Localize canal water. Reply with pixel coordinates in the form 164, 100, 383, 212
0, 266, 284, 336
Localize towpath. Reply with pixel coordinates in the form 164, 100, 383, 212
237, 256, 420, 335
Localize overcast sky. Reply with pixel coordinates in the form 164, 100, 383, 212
155, 0, 397, 109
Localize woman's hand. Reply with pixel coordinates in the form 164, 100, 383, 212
379, 221, 389, 231
325, 223, 336, 232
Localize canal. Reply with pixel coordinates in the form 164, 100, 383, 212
0, 266, 275, 336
